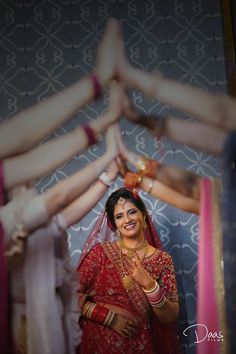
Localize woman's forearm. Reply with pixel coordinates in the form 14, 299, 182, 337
61, 158, 118, 226
0, 18, 121, 159
156, 165, 201, 201
126, 67, 236, 131
61, 180, 109, 227
163, 117, 226, 155
122, 148, 201, 204
0, 76, 103, 159
3, 110, 118, 189
3, 127, 87, 189
43, 150, 115, 217
140, 177, 200, 214
133, 115, 226, 155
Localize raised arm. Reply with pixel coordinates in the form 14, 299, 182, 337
0, 19, 120, 159
61, 160, 118, 227
122, 92, 226, 155
18, 126, 118, 235
3, 81, 123, 190
116, 23, 236, 132
116, 126, 201, 202
42, 125, 118, 217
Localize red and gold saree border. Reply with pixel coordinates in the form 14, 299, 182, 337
102, 241, 151, 324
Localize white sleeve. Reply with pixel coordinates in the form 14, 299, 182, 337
51, 213, 68, 236
0, 201, 18, 243
0, 188, 38, 244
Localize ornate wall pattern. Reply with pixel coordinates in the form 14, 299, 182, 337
0, 0, 226, 353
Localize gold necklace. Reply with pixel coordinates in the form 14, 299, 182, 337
119, 248, 134, 290
120, 239, 148, 258
119, 241, 149, 290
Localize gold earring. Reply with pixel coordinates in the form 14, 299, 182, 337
116, 229, 121, 239
143, 218, 147, 229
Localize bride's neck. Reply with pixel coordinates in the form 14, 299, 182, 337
121, 234, 145, 248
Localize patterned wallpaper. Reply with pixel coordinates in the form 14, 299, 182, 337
0, 1, 226, 353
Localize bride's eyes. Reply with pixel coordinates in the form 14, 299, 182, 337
115, 209, 137, 220
128, 209, 137, 215
115, 213, 123, 220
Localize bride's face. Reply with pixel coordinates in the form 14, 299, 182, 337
114, 199, 145, 239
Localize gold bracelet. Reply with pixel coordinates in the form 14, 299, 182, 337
136, 158, 147, 174
104, 310, 116, 327
147, 179, 154, 194
142, 280, 159, 293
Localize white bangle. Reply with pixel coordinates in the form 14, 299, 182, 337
99, 172, 113, 187
147, 179, 154, 194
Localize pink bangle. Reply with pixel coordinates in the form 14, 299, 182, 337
90, 74, 102, 99
82, 124, 98, 146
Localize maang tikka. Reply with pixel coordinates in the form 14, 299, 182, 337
117, 197, 126, 208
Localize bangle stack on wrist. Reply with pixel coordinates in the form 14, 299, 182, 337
143, 280, 167, 309
147, 179, 154, 194
136, 158, 159, 179
124, 171, 142, 190
83, 302, 115, 327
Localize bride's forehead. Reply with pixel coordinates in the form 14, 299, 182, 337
114, 199, 136, 212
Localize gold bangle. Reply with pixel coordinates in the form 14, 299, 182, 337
136, 158, 146, 173
142, 280, 159, 293
82, 302, 92, 317
104, 310, 115, 327
136, 157, 159, 178
147, 179, 154, 194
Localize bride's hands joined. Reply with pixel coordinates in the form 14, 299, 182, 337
95, 19, 120, 85
113, 124, 141, 170
101, 81, 123, 129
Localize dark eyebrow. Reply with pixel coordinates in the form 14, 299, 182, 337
114, 208, 137, 218
114, 212, 123, 218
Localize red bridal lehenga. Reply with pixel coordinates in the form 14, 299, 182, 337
76, 205, 181, 354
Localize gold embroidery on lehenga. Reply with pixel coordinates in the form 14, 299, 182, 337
102, 242, 151, 322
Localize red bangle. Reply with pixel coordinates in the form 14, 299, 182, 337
82, 124, 98, 146
90, 304, 109, 324
90, 74, 102, 99
124, 172, 142, 189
